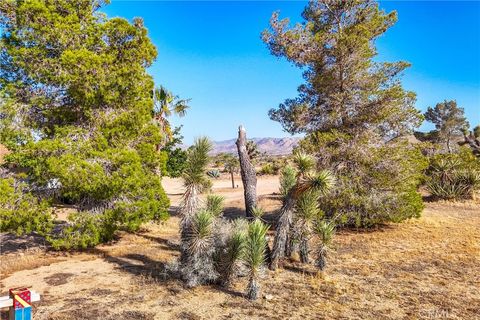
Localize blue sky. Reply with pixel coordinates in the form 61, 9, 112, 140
104, 1, 480, 144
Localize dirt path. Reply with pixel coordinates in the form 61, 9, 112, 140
1, 176, 479, 319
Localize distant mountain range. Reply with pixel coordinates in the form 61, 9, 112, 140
209, 137, 301, 155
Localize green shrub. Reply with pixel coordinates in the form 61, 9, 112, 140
426, 147, 480, 200
0, 178, 55, 236
259, 163, 275, 175
48, 211, 116, 250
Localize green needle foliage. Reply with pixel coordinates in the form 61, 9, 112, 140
243, 219, 269, 300
313, 219, 335, 271
206, 194, 225, 218
263, 0, 427, 227
0, 0, 170, 248
0, 178, 55, 236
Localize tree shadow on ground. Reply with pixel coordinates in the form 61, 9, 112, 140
136, 233, 180, 252
0, 233, 49, 254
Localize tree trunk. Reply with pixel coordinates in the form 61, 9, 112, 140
270, 195, 295, 270
236, 125, 257, 218
230, 170, 235, 189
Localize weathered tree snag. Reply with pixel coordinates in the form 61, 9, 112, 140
236, 125, 257, 218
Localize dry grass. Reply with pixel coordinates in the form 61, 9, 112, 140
1, 176, 479, 319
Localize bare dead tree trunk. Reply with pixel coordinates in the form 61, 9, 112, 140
236, 125, 257, 218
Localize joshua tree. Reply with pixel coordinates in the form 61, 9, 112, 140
294, 190, 322, 263
216, 219, 247, 287
279, 165, 297, 199
224, 154, 240, 189
313, 219, 335, 271
270, 170, 334, 270
181, 209, 218, 287
179, 137, 212, 260
460, 126, 480, 157
246, 140, 261, 161
243, 219, 269, 300
206, 194, 225, 218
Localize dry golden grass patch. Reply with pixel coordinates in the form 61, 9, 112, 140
1, 177, 479, 319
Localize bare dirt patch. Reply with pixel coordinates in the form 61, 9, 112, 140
1, 176, 479, 319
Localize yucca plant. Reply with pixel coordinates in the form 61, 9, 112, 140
181, 209, 218, 287
216, 219, 247, 287
271, 170, 334, 270
279, 165, 297, 199
294, 190, 323, 263
313, 219, 335, 271
179, 137, 212, 246
292, 151, 315, 175
243, 219, 269, 300
206, 194, 225, 217
251, 206, 265, 221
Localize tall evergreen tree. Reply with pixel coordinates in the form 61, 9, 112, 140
0, 0, 169, 245
263, 0, 427, 227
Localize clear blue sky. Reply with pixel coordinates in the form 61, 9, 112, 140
104, 1, 480, 144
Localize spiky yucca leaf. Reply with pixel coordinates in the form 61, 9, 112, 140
293, 151, 315, 175
251, 206, 265, 220
313, 219, 335, 271
243, 219, 268, 300
296, 190, 322, 221
217, 219, 247, 287
313, 219, 335, 246
182, 137, 212, 192
279, 165, 297, 198
295, 170, 335, 197
206, 194, 225, 217
187, 209, 214, 254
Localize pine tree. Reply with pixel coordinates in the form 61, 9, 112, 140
263, 0, 426, 227
0, 0, 170, 247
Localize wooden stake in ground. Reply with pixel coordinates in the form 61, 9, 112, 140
236, 125, 257, 218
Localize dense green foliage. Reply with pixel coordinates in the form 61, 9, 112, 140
162, 127, 188, 178
0, 178, 54, 236
263, 0, 426, 227
0, 0, 169, 247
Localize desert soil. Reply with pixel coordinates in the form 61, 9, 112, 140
1, 175, 479, 320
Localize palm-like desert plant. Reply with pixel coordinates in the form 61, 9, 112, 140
313, 219, 335, 271
243, 219, 269, 300
270, 170, 334, 270
153, 85, 190, 147
251, 206, 265, 221
180, 137, 212, 231
294, 190, 323, 263
181, 209, 218, 287
206, 194, 225, 217
292, 151, 315, 175
216, 219, 247, 287
279, 165, 297, 199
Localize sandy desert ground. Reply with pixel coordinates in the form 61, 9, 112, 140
1, 175, 479, 319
